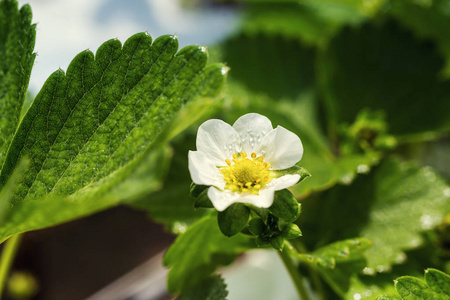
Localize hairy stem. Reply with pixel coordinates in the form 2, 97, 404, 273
0, 234, 22, 297
278, 241, 311, 300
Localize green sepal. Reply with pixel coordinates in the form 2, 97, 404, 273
248, 205, 269, 222
270, 236, 285, 251
282, 223, 302, 240
239, 227, 254, 236
190, 183, 208, 198
193, 191, 214, 209
190, 183, 213, 209
256, 235, 271, 247
275, 164, 311, 184
217, 203, 250, 237
248, 218, 266, 236
269, 189, 301, 222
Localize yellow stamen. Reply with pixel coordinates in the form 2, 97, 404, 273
220, 152, 273, 195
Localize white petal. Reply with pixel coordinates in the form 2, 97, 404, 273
233, 113, 273, 153
257, 126, 303, 170
267, 174, 300, 191
188, 151, 225, 189
196, 119, 242, 166
208, 186, 276, 211
239, 188, 276, 208
208, 187, 241, 211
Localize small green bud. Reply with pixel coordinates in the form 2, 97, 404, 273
282, 223, 302, 239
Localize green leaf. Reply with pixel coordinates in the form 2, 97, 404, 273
300, 238, 372, 296
178, 275, 228, 300
269, 189, 300, 222
301, 158, 450, 272
164, 213, 253, 293
0, 159, 28, 224
218, 33, 379, 198
0, 32, 226, 242
425, 268, 450, 296
395, 275, 441, 300
218, 203, 250, 237
0, 0, 36, 169
319, 20, 450, 139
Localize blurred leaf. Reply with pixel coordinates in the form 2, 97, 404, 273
109, 145, 172, 201
130, 133, 207, 233
164, 213, 253, 293
375, 295, 401, 300
241, 2, 365, 46
390, 0, 450, 76
319, 20, 450, 139
301, 158, 450, 272
0, 32, 226, 242
178, 275, 228, 300
299, 238, 372, 296
348, 273, 399, 300
219, 33, 380, 197
222, 33, 316, 99
0, 0, 35, 170
234, 0, 385, 17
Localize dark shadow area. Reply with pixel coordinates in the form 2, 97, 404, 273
4, 206, 174, 300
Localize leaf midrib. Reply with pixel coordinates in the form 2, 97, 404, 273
21, 38, 202, 202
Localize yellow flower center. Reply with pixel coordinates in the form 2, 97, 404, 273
220, 152, 272, 194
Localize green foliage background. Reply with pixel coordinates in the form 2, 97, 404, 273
1, 0, 450, 299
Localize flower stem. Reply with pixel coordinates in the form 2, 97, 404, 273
278, 242, 311, 300
290, 239, 326, 300
0, 234, 22, 297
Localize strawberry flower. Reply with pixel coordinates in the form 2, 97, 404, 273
188, 113, 303, 211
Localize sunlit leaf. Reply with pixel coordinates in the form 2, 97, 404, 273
0, 0, 35, 169
0, 32, 226, 242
